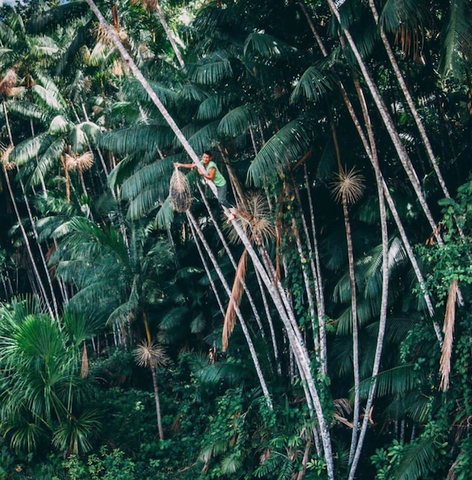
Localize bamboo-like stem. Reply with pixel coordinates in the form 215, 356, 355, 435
196, 183, 266, 338
326, 0, 441, 244
187, 218, 226, 317
187, 211, 273, 410
348, 84, 390, 480
367, 0, 466, 241
3, 102, 56, 319
291, 171, 327, 374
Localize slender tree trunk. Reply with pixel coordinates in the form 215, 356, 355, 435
228, 216, 334, 480
2, 165, 54, 319
196, 183, 266, 338
368, 0, 465, 239
186, 211, 273, 411
291, 173, 327, 373
4, 102, 60, 318
154, 0, 186, 70
342, 196, 361, 465
187, 216, 226, 317
151, 368, 164, 440
340, 80, 443, 343
348, 84, 390, 480
326, 0, 441, 243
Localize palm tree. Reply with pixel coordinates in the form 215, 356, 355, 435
134, 340, 168, 440
332, 166, 365, 464
0, 297, 100, 455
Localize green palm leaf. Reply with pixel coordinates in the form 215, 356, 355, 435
243, 33, 297, 60
440, 0, 472, 78
291, 66, 333, 103
218, 104, 259, 137
392, 436, 437, 480
355, 364, 420, 400
247, 118, 315, 186
196, 94, 225, 121
189, 53, 233, 85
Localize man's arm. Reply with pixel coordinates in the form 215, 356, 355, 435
198, 167, 216, 181
175, 163, 197, 169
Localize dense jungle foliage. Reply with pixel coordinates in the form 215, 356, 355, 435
1, 0, 472, 479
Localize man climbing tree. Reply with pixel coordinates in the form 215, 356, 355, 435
175, 151, 231, 208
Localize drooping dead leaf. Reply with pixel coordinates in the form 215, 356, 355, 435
222, 250, 247, 351
440, 279, 458, 391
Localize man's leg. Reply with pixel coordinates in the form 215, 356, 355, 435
217, 183, 231, 208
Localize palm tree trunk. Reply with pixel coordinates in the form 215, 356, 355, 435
3, 102, 59, 319
342, 196, 361, 465
326, 0, 441, 243
228, 216, 335, 480
84, 0, 214, 193
187, 215, 226, 317
196, 183, 266, 338
368, 1, 465, 239
340, 80, 443, 343
348, 83, 390, 480
151, 368, 164, 440
2, 165, 54, 319
154, 0, 186, 70
186, 211, 273, 411
291, 171, 327, 374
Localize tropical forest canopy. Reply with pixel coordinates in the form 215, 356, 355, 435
0, 0, 472, 479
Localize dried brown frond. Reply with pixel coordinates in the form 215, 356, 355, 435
331, 167, 365, 205
440, 279, 458, 391
0, 69, 17, 96
81, 343, 89, 378
1, 145, 15, 170
76, 151, 94, 172
334, 397, 353, 416
222, 250, 247, 352
227, 193, 274, 245
6, 86, 25, 98
134, 340, 168, 369
112, 60, 123, 77
64, 153, 77, 171
170, 168, 192, 212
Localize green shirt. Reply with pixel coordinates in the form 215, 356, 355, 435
207, 161, 226, 188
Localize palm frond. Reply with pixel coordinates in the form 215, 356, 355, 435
6, 100, 46, 122
196, 94, 225, 121
155, 196, 174, 230
247, 118, 315, 187
355, 364, 419, 400
392, 436, 437, 480
440, 279, 458, 391
291, 66, 333, 103
218, 104, 259, 138
120, 157, 174, 201
189, 53, 233, 85
9, 132, 52, 167
439, 0, 472, 78
223, 250, 247, 352
28, 1, 88, 33
99, 125, 174, 155
244, 33, 297, 61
